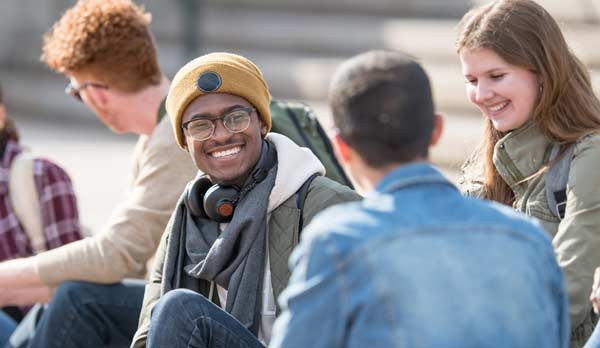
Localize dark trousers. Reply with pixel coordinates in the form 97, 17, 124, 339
148, 289, 265, 348
6, 280, 144, 348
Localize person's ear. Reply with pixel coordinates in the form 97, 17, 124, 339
259, 119, 268, 137
332, 133, 353, 164
85, 85, 110, 111
429, 112, 444, 147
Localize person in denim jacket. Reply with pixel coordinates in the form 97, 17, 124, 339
269, 50, 569, 348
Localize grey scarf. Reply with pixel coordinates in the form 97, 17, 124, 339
161, 141, 277, 335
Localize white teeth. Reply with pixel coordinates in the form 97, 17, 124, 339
488, 101, 509, 112
211, 147, 241, 158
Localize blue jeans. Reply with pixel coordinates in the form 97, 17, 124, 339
14, 280, 144, 348
0, 310, 17, 347
585, 322, 600, 348
148, 289, 265, 348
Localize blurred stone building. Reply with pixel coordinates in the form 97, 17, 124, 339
0, 0, 598, 170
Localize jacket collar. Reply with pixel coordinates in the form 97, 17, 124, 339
493, 121, 552, 188
265, 133, 325, 213
375, 162, 457, 194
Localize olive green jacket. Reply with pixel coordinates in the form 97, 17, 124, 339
463, 122, 600, 348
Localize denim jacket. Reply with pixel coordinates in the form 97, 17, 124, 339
271, 163, 569, 348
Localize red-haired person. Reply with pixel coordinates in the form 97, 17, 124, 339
0, 0, 196, 347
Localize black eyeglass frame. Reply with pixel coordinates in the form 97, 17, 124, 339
65, 81, 109, 101
181, 107, 256, 142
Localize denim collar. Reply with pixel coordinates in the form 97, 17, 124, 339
375, 162, 457, 194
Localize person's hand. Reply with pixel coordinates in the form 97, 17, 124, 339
589, 267, 600, 314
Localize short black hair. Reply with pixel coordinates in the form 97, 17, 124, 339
329, 50, 435, 168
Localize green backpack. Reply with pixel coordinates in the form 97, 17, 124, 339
269, 100, 353, 189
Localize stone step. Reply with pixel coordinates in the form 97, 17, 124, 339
156, 0, 471, 19
151, 5, 600, 68
4, 2, 599, 68
151, 0, 599, 25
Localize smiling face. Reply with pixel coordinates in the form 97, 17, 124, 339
460, 48, 540, 132
182, 93, 267, 186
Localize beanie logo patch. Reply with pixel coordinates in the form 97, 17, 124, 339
197, 71, 222, 93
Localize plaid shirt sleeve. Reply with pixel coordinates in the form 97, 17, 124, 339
33, 158, 82, 250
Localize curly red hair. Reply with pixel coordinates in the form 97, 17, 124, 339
41, 0, 161, 92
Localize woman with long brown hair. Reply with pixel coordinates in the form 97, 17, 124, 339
457, 0, 600, 346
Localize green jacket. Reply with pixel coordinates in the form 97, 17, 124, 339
463, 122, 600, 348
131, 176, 360, 347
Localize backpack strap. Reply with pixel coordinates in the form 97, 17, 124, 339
283, 104, 315, 153
295, 173, 319, 233
546, 144, 575, 220
9, 152, 46, 254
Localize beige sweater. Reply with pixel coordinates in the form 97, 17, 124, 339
36, 116, 197, 285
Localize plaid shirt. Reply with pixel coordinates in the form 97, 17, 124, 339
0, 139, 82, 261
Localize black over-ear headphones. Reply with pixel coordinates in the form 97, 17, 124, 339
185, 177, 239, 223
184, 141, 277, 223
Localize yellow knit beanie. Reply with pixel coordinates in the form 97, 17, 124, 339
166, 52, 271, 149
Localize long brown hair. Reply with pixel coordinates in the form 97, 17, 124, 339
456, 0, 600, 205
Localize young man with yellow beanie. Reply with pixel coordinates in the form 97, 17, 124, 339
130, 52, 360, 348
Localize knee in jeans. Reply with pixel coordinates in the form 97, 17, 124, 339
53, 281, 97, 306
152, 289, 205, 320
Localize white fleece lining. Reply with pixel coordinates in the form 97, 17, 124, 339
265, 133, 325, 213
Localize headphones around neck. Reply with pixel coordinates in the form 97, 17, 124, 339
185, 177, 238, 223
184, 140, 276, 223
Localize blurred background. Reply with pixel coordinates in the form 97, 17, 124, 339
0, 0, 598, 232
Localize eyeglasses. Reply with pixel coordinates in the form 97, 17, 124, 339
65, 81, 109, 102
182, 107, 255, 142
